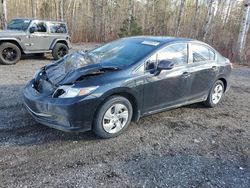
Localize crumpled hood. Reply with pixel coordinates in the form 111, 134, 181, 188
0, 29, 26, 37
45, 51, 120, 85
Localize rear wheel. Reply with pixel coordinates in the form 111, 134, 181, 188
204, 80, 224, 107
0, 43, 21, 65
52, 43, 68, 60
93, 96, 133, 138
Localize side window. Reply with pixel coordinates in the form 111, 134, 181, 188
192, 44, 215, 63
209, 50, 215, 60
157, 43, 188, 65
49, 23, 67, 33
32, 22, 47, 33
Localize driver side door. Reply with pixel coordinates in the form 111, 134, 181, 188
142, 43, 191, 114
24, 21, 51, 51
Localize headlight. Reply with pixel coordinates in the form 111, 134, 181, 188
53, 85, 98, 98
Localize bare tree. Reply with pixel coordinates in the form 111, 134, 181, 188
202, 0, 216, 41
236, 0, 250, 63
175, 0, 186, 36
31, 0, 37, 18
189, 0, 199, 38
0, 0, 7, 29
59, 0, 64, 21
2, 0, 250, 63
222, 0, 233, 28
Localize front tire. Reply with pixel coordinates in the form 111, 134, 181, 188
52, 43, 69, 60
204, 80, 224, 107
93, 96, 133, 138
0, 43, 21, 65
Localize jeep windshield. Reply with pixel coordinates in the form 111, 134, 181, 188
86, 38, 161, 68
7, 19, 31, 31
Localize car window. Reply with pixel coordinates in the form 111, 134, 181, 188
157, 43, 188, 65
7, 19, 31, 31
49, 23, 67, 33
32, 22, 47, 33
192, 44, 215, 63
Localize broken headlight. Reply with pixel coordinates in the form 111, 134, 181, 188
53, 85, 98, 98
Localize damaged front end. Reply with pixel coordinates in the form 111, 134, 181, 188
23, 51, 119, 132
32, 51, 119, 98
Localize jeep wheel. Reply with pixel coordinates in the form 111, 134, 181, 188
52, 43, 69, 60
0, 43, 21, 65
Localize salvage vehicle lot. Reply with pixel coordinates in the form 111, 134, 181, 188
0, 44, 249, 187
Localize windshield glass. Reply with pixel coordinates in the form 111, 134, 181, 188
87, 38, 160, 68
7, 19, 31, 31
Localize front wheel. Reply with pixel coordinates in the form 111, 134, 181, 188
93, 96, 133, 138
52, 43, 69, 60
0, 43, 21, 65
204, 80, 224, 107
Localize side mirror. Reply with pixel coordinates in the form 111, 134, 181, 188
29, 27, 36, 33
157, 60, 174, 71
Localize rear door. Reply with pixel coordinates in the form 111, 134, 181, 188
142, 43, 191, 113
187, 43, 218, 101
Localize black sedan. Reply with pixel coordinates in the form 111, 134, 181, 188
23, 36, 232, 138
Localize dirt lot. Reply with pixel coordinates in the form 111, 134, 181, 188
0, 44, 249, 188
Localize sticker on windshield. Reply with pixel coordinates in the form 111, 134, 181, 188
141, 41, 160, 46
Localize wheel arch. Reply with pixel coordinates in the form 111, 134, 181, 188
94, 89, 141, 124
217, 77, 227, 92
50, 39, 69, 50
0, 39, 24, 53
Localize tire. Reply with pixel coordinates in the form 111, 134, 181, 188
0, 43, 21, 65
93, 96, 133, 138
204, 80, 224, 108
52, 43, 69, 60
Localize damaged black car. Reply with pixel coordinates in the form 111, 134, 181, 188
23, 36, 232, 138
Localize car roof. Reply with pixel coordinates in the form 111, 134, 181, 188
126, 35, 202, 45
12, 18, 66, 24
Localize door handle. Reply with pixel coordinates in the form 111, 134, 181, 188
182, 72, 190, 78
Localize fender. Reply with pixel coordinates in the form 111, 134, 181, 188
0, 37, 26, 51
49, 38, 71, 50
97, 87, 142, 121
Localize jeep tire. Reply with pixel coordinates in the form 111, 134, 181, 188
52, 43, 69, 60
0, 43, 21, 65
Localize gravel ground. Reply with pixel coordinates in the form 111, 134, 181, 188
0, 44, 249, 188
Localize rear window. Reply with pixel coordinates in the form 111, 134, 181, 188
192, 44, 215, 63
49, 23, 67, 33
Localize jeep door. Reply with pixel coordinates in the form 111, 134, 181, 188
24, 21, 51, 51
142, 43, 191, 113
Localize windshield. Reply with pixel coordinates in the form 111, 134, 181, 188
7, 19, 31, 31
87, 38, 161, 68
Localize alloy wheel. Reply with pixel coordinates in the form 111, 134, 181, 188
211, 83, 223, 104
2, 47, 18, 61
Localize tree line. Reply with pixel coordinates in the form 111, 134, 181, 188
0, 0, 250, 63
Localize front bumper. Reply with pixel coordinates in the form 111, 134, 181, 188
23, 80, 99, 132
